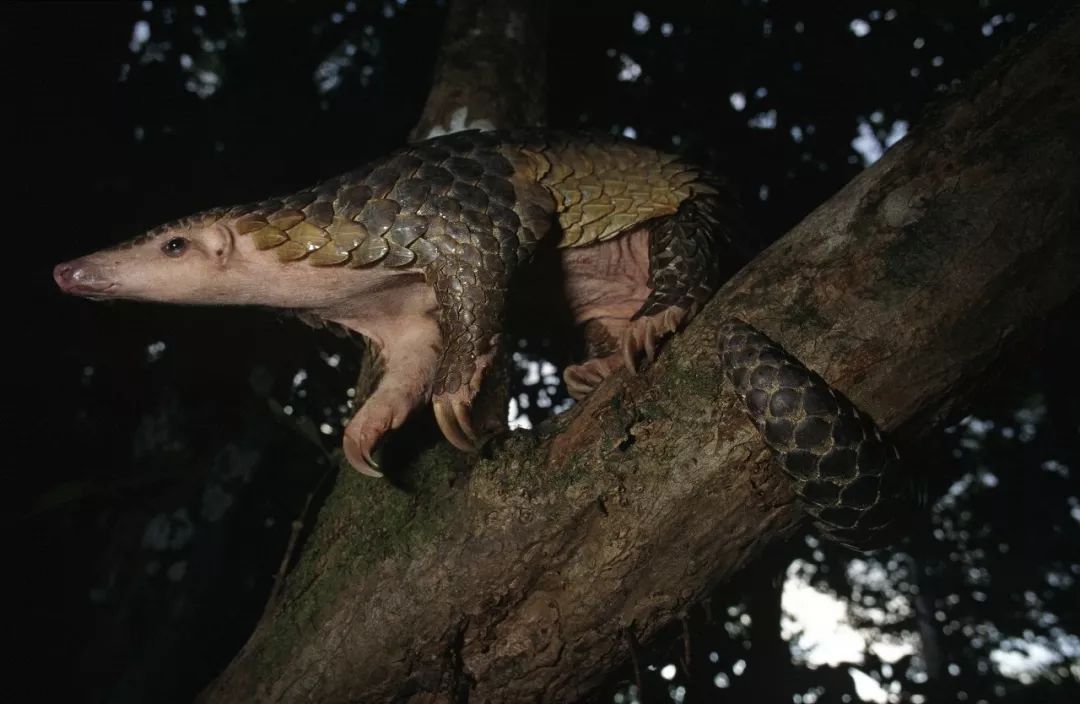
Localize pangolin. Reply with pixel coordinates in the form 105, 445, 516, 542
54, 129, 909, 549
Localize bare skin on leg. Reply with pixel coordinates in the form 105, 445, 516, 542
335, 314, 442, 476
560, 228, 696, 397
561, 187, 728, 398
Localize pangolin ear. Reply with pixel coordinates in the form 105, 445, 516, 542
207, 223, 234, 265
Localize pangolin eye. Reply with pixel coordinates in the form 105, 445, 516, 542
162, 237, 189, 257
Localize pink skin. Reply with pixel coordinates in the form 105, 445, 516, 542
332, 309, 441, 477
54, 217, 671, 475
54, 216, 439, 476
559, 228, 683, 398
54, 223, 243, 303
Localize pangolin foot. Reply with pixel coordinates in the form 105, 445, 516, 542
433, 393, 478, 451
621, 306, 692, 373
432, 348, 498, 452
343, 429, 386, 478
564, 355, 622, 400
342, 391, 422, 477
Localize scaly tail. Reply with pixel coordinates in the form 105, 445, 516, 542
717, 318, 912, 551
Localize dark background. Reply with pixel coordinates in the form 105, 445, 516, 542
7, 1, 1079, 702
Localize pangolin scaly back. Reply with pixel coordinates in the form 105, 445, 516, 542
136, 130, 719, 270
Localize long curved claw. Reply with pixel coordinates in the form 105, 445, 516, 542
433, 396, 477, 451
343, 434, 385, 478
454, 398, 478, 444
622, 326, 641, 374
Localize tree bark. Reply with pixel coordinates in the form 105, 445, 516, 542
201, 9, 1080, 704
408, 0, 547, 141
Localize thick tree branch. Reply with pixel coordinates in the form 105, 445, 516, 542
202, 11, 1080, 704
409, 0, 547, 140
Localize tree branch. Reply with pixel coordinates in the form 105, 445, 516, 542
409, 0, 547, 140
201, 10, 1080, 704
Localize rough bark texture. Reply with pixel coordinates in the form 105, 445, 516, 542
408, 0, 547, 141
201, 11, 1080, 704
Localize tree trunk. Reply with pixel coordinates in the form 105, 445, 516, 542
200, 8, 1080, 704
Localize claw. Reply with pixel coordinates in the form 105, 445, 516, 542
362, 443, 385, 475
644, 319, 658, 363
665, 307, 681, 332
343, 434, 384, 478
565, 377, 590, 400
622, 326, 640, 373
564, 361, 606, 400
434, 397, 477, 451
454, 398, 478, 443
620, 306, 691, 374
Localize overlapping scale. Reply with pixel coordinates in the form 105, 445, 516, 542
225, 130, 712, 277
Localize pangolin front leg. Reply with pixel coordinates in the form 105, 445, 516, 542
428, 251, 510, 451
717, 318, 909, 550
337, 315, 441, 476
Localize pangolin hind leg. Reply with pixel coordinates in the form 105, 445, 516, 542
717, 318, 909, 550
338, 315, 442, 476
564, 318, 629, 400
562, 193, 732, 398
622, 194, 730, 371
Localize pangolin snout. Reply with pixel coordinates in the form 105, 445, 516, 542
53, 259, 115, 295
